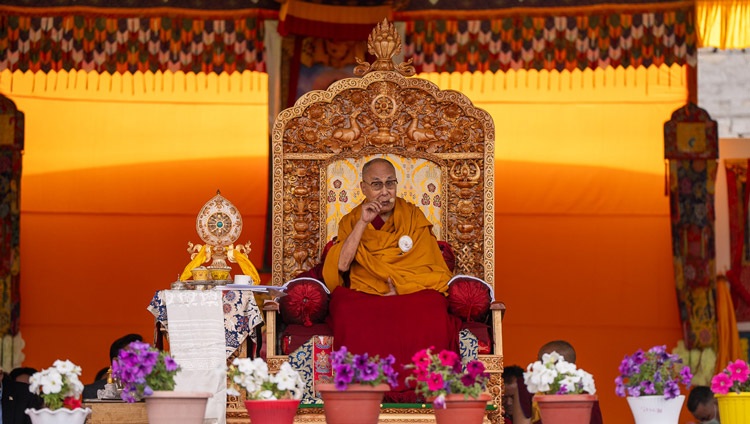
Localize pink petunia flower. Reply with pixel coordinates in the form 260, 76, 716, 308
427, 372, 444, 391
711, 372, 733, 395
727, 359, 750, 383
438, 350, 460, 368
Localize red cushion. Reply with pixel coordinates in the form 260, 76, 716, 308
281, 323, 333, 354
447, 276, 492, 322
279, 278, 330, 327
462, 321, 492, 354
437, 241, 456, 272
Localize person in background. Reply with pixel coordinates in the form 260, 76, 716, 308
82, 333, 143, 399
687, 385, 720, 424
1, 366, 43, 424
502, 365, 525, 424
505, 340, 603, 424
8, 368, 37, 384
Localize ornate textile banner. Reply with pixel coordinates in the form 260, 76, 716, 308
665, 103, 719, 350
0, 95, 23, 336
397, 7, 697, 73
1, 2, 698, 75
0, 12, 270, 74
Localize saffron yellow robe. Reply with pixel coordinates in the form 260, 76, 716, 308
322, 197, 452, 295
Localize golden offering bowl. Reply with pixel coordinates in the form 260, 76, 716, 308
191, 267, 209, 281
209, 267, 231, 281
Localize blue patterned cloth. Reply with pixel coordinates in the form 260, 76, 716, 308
148, 289, 263, 358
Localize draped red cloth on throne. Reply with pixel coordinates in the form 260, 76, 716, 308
323, 208, 462, 402
327, 286, 462, 402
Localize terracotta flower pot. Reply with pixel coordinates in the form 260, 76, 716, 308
243, 399, 300, 424
535, 394, 597, 424
24, 407, 91, 424
317, 383, 389, 424
144, 391, 212, 424
433, 393, 491, 424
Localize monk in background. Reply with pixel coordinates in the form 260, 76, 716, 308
322, 157, 452, 295
321, 157, 461, 402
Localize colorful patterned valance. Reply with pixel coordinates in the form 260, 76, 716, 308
0, 2, 699, 75
0, 12, 271, 74
398, 7, 697, 73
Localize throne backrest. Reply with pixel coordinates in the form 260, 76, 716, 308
271, 20, 495, 287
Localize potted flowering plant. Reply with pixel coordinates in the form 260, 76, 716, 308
615, 345, 693, 424
25, 359, 91, 424
405, 347, 489, 424
710, 359, 750, 424
318, 346, 399, 424
524, 352, 597, 395
523, 352, 597, 424
112, 340, 181, 402
112, 341, 211, 424
226, 358, 304, 424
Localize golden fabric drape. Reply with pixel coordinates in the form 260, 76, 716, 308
697, 0, 750, 48
716, 275, 743, 369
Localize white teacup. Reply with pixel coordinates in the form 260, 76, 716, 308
233, 274, 253, 285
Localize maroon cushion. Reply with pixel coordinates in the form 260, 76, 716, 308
462, 321, 492, 354
279, 278, 330, 327
281, 323, 333, 354
437, 241, 456, 272
447, 276, 492, 322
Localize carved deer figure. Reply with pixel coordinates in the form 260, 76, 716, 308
331, 110, 362, 146
406, 111, 438, 148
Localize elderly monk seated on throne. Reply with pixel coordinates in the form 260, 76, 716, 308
319, 157, 462, 402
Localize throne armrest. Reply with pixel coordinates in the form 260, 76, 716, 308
488, 301, 506, 359
263, 299, 280, 357
263, 299, 280, 312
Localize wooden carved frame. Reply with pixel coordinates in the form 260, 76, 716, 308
265, 19, 503, 424
271, 38, 495, 288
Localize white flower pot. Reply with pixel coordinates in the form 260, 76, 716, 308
25, 408, 91, 424
626, 395, 684, 424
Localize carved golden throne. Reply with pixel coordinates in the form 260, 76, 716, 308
262, 20, 504, 424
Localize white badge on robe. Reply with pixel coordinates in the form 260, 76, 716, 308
399, 235, 413, 253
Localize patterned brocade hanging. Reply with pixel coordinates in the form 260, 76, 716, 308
664, 103, 719, 350
0, 13, 270, 75
396, 6, 697, 73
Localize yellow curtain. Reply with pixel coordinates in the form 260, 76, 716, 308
716, 275, 744, 369
697, 0, 750, 48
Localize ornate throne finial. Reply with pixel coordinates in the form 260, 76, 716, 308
354, 18, 415, 77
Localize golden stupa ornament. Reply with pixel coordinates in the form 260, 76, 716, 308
354, 18, 415, 77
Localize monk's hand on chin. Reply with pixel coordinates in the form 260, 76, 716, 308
385, 277, 397, 296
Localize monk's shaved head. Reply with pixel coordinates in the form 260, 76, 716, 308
362, 158, 396, 179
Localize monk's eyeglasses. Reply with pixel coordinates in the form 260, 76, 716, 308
363, 179, 398, 191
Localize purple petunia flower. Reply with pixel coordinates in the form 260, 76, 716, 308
359, 363, 379, 382
640, 380, 656, 395
353, 354, 369, 369
663, 380, 680, 399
